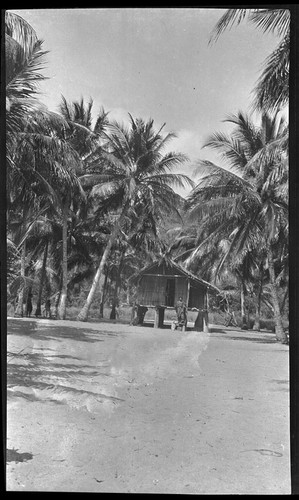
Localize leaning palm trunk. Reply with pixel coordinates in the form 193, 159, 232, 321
77, 210, 127, 322
267, 245, 288, 343
280, 287, 289, 316
14, 241, 26, 317
110, 270, 121, 320
58, 202, 68, 320
99, 272, 109, 318
35, 240, 49, 317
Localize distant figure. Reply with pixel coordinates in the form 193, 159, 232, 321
175, 297, 187, 329
26, 293, 33, 318
225, 311, 238, 327
110, 297, 119, 320
218, 292, 238, 327
44, 299, 51, 318
130, 301, 138, 325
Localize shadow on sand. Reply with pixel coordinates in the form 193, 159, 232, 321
7, 318, 118, 343
208, 325, 281, 344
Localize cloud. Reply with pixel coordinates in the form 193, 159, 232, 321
170, 128, 204, 162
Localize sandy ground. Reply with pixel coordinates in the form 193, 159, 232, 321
6, 317, 290, 494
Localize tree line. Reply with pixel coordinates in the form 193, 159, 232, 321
6, 9, 289, 343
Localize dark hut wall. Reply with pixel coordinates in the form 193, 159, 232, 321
138, 275, 167, 306
138, 275, 189, 306
138, 274, 205, 309
174, 277, 188, 304
188, 285, 205, 309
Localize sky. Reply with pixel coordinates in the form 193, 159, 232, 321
11, 7, 281, 195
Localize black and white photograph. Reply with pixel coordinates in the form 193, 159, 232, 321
4, 6, 294, 494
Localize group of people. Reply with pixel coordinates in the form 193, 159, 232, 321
17, 293, 52, 318
130, 297, 188, 329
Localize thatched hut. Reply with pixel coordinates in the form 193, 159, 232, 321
135, 257, 219, 331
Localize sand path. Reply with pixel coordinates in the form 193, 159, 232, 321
6, 318, 290, 494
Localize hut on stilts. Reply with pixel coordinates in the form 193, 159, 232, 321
134, 257, 219, 332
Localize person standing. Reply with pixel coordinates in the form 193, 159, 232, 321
26, 292, 33, 317
175, 296, 187, 329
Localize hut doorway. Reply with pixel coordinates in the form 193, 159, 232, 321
165, 278, 175, 306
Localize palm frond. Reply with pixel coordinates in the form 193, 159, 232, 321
249, 9, 290, 37
191, 160, 254, 194
188, 195, 237, 222
203, 132, 249, 170
94, 106, 110, 134
143, 172, 194, 190
89, 181, 120, 200
5, 11, 38, 62
104, 121, 131, 154
6, 39, 49, 97
253, 34, 289, 112
209, 9, 250, 44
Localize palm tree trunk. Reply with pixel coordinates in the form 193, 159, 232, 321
126, 282, 131, 304
15, 241, 26, 317
58, 202, 68, 320
253, 268, 263, 331
110, 269, 121, 320
77, 210, 127, 322
267, 245, 288, 343
240, 282, 248, 329
35, 240, 49, 317
261, 295, 274, 314
252, 286, 262, 331
55, 287, 62, 318
280, 287, 289, 316
99, 272, 109, 318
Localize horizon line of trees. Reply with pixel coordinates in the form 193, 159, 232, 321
6, 8, 289, 343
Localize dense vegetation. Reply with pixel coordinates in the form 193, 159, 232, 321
6, 9, 289, 343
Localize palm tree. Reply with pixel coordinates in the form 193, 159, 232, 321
53, 96, 110, 319
77, 115, 193, 321
5, 11, 52, 135
186, 111, 288, 343
7, 101, 86, 320
6, 13, 100, 323
209, 8, 290, 112
58, 96, 109, 158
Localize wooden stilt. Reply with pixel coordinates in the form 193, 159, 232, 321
158, 307, 165, 328
203, 312, 210, 333
203, 291, 210, 333
184, 278, 190, 332
154, 306, 165, 329
154, 307, 159, 328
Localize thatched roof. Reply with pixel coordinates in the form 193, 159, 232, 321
138, 256, 220, 294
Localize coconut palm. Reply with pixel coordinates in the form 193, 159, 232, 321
7, 102, 86, 319
209, 8, 290, 112
77, 115, 193, 321
58, 96, 110, 159
52, 167, 86, 320
6, 11, 74, 205
186, 111, 288, 343
6, 12, 69, 159
6, 13, 85, 320
52, 96, 110, 318
5, 11, 53, 136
